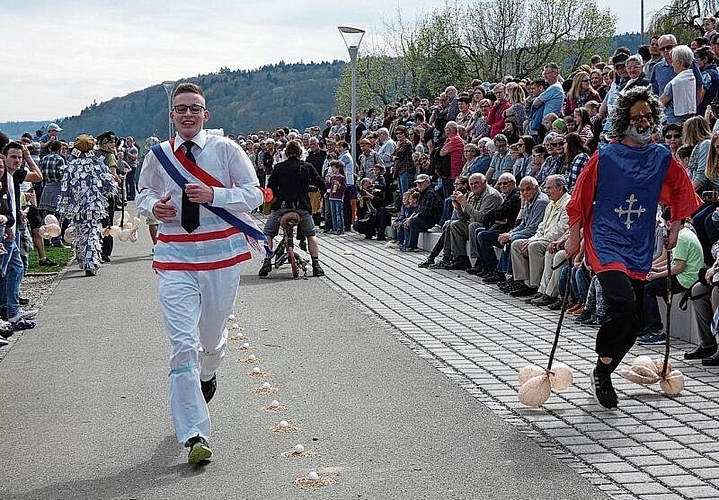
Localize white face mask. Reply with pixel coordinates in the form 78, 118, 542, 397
625, 125, 654, 146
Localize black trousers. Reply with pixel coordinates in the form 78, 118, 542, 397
596, 270, 646, 371
101, 195, 116, 258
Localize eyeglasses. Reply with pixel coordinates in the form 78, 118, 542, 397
630, 112, 654, 125
551, 141, 565, 147
173, 104, 206, 114
660, 45, 675, 52
664, 134, 681, 139
496, 181, 511, 186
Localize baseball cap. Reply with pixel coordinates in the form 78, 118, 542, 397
48, 123, 63, 132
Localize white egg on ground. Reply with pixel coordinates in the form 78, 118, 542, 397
271, 399, 280, 406
307, 471, 319, 481
232, 323, 239, 329
262, 382, 271, 389
242, 343, 250, 348
294, 444, 305, 454
229, 314, 236, 320
279, 420, 289, 428
248, 354, 256, 360
252, 367, 261, 374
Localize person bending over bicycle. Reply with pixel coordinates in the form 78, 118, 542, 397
259, 139, 327, 277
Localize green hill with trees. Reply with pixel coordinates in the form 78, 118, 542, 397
8, 60, 345, 143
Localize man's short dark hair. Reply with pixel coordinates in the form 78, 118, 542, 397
48, 140, 62, 153
173, 82, 204, 99
3, 141, 22, 155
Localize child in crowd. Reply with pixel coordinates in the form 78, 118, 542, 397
326, 160, 347, 235
387, 190, 419, 250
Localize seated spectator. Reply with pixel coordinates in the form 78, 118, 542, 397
512, 135, 535, 179
444, 173, 503, 270
485, 176, 550, 285
662, 123, 683, 159
353, 178, 381, 239
386, 190, 418, 250
403, 173, 443, 252
472, 173, 522, 276
573, 107, 593, 145
507, 175, 571, 297
564, 71, 601, 116
419, 177, 469, 269
686, 250, 719, 364
638, 210, 703, 344
623, 54, 651, 91
486, 134, 512, 184
565, 132, 591, 192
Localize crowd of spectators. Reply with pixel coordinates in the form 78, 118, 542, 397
232, 24, 719, 364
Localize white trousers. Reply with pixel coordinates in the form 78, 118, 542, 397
158, 265, 241, 445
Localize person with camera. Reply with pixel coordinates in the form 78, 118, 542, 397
353, 177, 382, 239
259, 139, 326, 277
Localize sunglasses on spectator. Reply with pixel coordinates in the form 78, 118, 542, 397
664, 134, 681, 139
660, 45, 675, 52
581, 79, 590, 83
496, 181, 511, 186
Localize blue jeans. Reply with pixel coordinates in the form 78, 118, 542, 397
329, 199, 344, 231
396, 171, 413, 208
440, 197, 453, 226
0, 240, 24, 319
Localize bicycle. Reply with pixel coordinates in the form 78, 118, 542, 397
273, 211, 309, 279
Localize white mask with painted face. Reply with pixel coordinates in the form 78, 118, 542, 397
625, 125, 654, 146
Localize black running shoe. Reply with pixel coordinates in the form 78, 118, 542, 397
201, 374, 216, 403
589, 368, 618, 409
258, 258, 273, 277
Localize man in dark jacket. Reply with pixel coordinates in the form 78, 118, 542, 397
405, 173, 442, 251
259, 140, 326, 277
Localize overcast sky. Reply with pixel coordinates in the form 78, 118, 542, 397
2, 0, 670, 123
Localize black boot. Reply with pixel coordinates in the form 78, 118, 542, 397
312, 257, 325, 277
258, 257, 273, 277
418, 256, 435, 268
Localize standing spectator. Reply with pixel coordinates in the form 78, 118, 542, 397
564, 72, 600, 116
38, 123, 62, 159
622, 55, 650, 91
533, 63, 566, 141
660, 45, 697, 125
651, 34, 704, 107
564, 132, 591, 192
696, 46, 719, 117
1, 142, 42, 327
486, 84, 510, 138
439, 121, 465, 199
124, 136, 139, 201
391, 126, 415, 209
37, 140, 66, 250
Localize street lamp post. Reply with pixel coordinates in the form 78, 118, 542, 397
162, 80, 175, 140
338, 26, 365, 162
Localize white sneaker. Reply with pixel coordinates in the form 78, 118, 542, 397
9, 309, 38, 323
386, 242, 399, 249
429, 224, 443, 233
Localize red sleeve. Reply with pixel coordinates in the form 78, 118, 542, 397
659, 157, 702, 221
566, 151, 599, 227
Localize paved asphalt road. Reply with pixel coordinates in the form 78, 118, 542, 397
0, 225, 607, 499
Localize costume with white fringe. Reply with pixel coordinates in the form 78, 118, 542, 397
58, 144, 118, 273
136, 129, 264, 446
